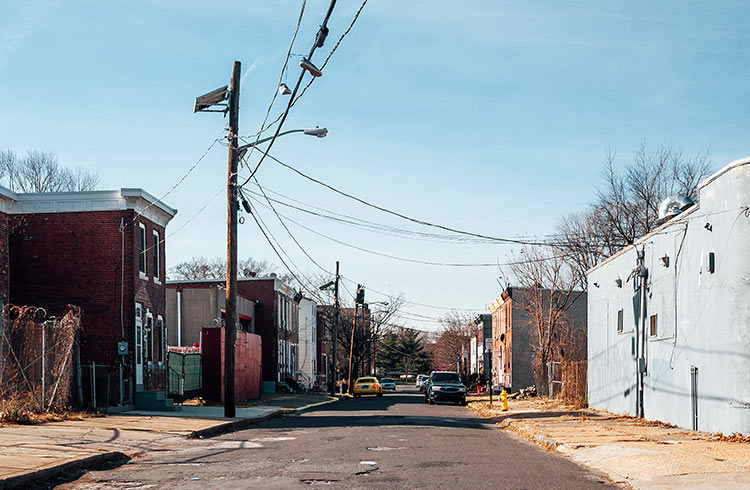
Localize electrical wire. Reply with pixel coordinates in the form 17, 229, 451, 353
127, 135, 222, 227
244, 0, 369, 139
245, 193, 502, 267
242, 151, 616, 250
238, 0, 307, 166
239, 0, 338, 186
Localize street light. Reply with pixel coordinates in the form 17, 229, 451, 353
237, 127, 327, 161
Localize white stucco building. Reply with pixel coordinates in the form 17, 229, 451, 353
587, 157, 750, 434
298, 297, 317, 389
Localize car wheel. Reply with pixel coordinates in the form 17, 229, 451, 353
377, 392, 383, 397
428, 397, 435, 405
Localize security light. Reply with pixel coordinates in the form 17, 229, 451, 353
319, 280, 335, 290
193, 85, 229, 113
278, 83, 292, 95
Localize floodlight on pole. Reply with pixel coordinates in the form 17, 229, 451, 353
278, 83, 292, 95
319, 280, 335, 290
193, 85, 229, 113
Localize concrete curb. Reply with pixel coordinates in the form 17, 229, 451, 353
279, 396, 340, 414
187, 411, 283, 439
189, 396, 340, 438
0, 396, 341, 487
0, 451, 129, 490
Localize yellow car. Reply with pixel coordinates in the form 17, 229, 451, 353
353, 377, 383, 397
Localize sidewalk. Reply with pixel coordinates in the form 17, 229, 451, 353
0, 393, 337, 489
468, 395, 750, 489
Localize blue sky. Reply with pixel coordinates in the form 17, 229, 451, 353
2, 1, 749, 330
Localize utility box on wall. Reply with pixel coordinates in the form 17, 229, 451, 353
201, 327, 262, 402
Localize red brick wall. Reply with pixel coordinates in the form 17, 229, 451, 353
0, 211, 8, 301
8, 210, 166, 370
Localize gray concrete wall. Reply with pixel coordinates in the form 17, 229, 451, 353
588, 157, 750, 435
510, 300, 536, 390
166, 286, 255, 348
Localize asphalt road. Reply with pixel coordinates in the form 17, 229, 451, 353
60, 387, 613, 489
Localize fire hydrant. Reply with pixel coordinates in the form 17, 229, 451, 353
500, 389, 508, 411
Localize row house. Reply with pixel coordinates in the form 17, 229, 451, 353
489, 287, 587, 393
167, 275, 300, 393
0, 187, 176, 408
469, 313, 492, 385
588, 157, 750, 435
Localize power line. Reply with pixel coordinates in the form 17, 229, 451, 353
128, 135, 222, 228
242, 0, 370, 140
245, 194, 502, 267
243, 151, 588, 248
239, 0, 338, 186
238, 0, 307, 165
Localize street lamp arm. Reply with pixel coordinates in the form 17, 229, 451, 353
238, 129, 304, 152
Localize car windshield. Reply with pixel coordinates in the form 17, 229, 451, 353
380, 378, 393, 382
431, 372, 461, 383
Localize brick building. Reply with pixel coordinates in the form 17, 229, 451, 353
489, 287, 587, 392
167, 276, 299, 392
2, 187, 176, 406
0, 187, 13, 301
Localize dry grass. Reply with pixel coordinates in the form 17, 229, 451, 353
711, 432, 750, 444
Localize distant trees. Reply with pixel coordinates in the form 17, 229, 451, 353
168, 256, 294, 283
0, 149, 100, 193
376, 328, 431, 376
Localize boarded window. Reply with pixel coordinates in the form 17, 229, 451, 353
650, 314, 658, 337
617, 309, 623, 333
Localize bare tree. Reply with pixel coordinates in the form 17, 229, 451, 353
555, 145, 712, 287
0, 149, 100, 192
505, 245, 584, 396
432, 310, 475, 379
167, 255, 294, 283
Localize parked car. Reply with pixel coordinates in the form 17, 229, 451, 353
379, 377, 397, 391
353, 377, 383, 397
424, 371, 467, 405
416, 374, 427, 391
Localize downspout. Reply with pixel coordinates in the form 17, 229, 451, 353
177, 288, 182, 347
636, 248, 648, 419
120, 217, 125, 340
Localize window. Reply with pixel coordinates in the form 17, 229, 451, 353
650, 314, 658, 337
152, 230, 160, 282
138, 223, 147, 277
617, 309, 624, 333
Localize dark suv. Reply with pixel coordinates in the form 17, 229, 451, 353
424, 371, 467, 406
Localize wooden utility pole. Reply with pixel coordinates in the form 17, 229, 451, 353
329, 261, 340, 396
347, 300, 358, 394
347, 284, 364, 394
224, 61, 241, 418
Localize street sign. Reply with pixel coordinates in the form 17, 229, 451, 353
485, 338, 493, 350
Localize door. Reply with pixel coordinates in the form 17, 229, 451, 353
135, 303, 143, 385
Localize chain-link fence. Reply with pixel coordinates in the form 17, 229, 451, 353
0, 304, 81, 415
